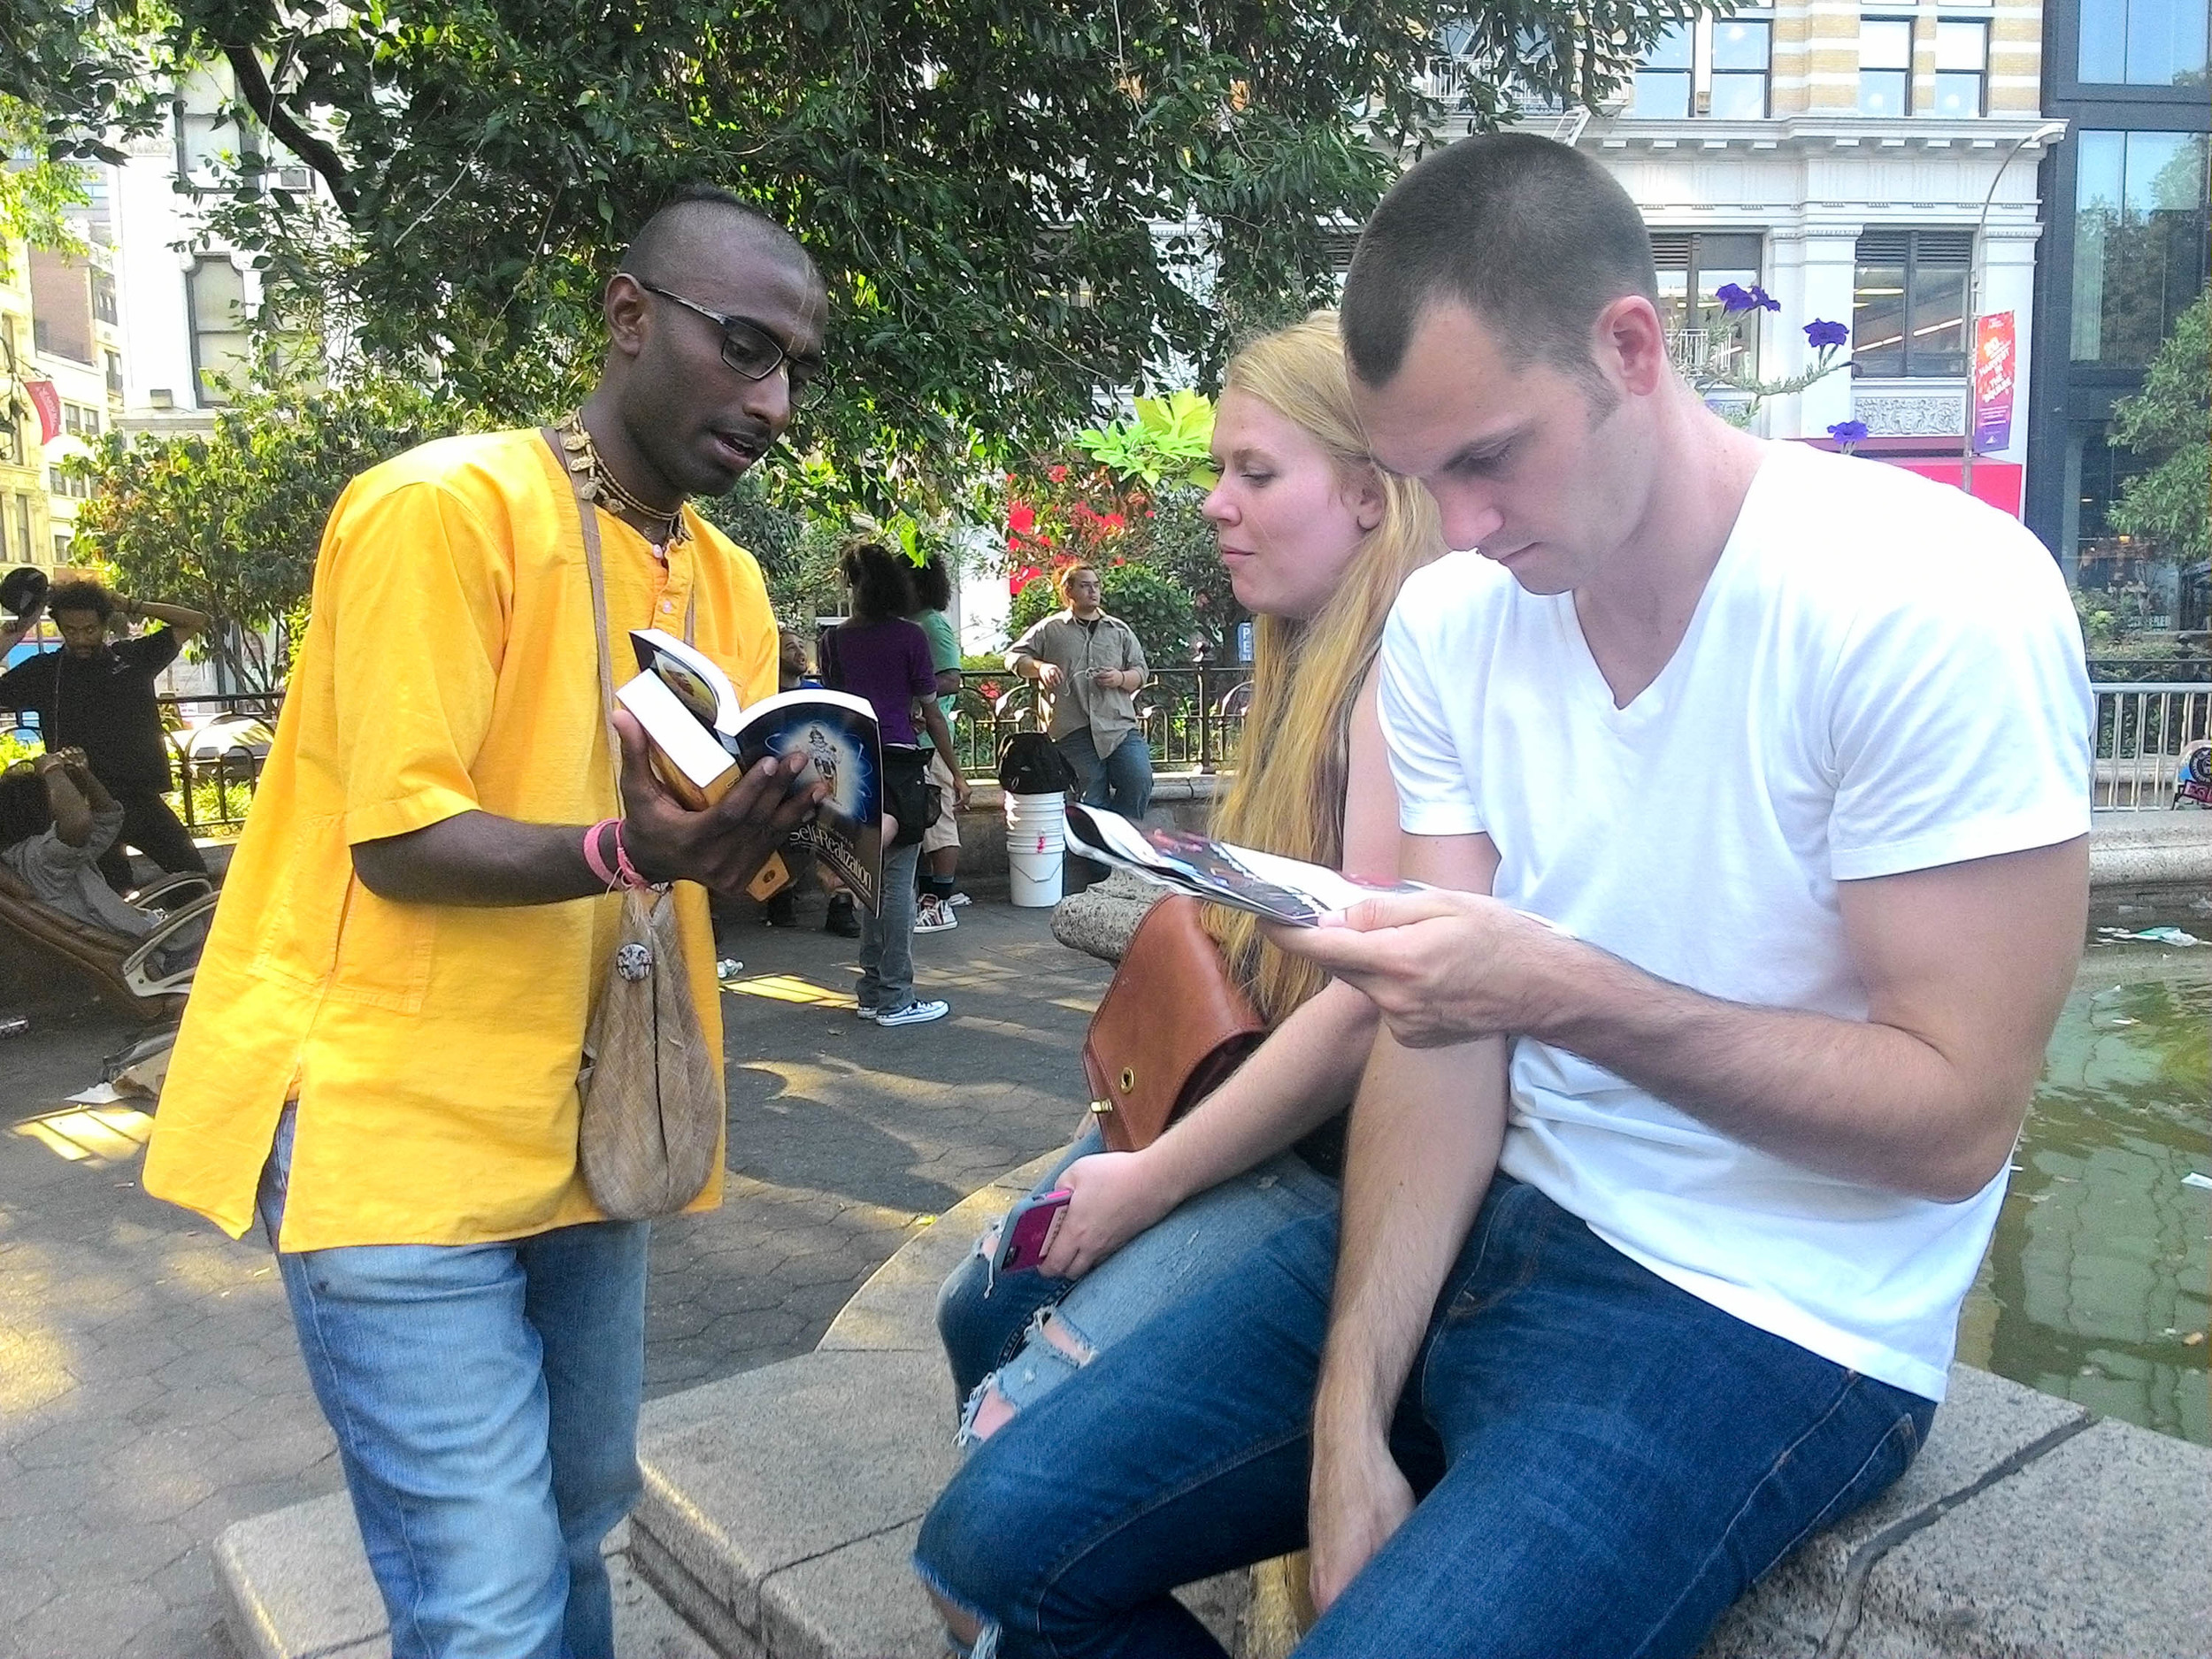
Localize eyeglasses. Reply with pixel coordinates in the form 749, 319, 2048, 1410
623, 275, 826, 407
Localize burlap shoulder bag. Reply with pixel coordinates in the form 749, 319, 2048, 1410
547, 428, 723, 1220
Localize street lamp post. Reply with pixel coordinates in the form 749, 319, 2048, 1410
1961, 121, 2068, 499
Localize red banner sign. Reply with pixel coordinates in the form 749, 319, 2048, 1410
1970, 313, 2016, 456
24, 380, 61, 446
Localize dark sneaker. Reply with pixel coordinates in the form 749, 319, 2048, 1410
824, 895, 861, 938
874, 999, 949, 1027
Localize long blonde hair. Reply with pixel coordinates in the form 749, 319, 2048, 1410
1204, 311, 1444, 1022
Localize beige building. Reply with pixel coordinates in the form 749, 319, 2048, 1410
1446, 0, 2057, 491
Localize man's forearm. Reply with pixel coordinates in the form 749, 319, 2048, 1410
1316, 1032, 1507, 1440
127, 598, 211, 634
1531, 949, 2016, 1201
352, 810, 606, 907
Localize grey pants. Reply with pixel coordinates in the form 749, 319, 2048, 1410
858, 838, 925, 1012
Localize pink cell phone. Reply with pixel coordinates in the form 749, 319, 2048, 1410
994, 1189, 1071, 1277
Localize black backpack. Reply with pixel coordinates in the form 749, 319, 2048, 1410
997, 730, 1077, 795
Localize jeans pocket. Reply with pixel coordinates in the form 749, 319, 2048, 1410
1438, 1179, 1556, 1327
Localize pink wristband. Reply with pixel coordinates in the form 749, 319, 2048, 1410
611, 821, 654, 890
582, 818, 626, 889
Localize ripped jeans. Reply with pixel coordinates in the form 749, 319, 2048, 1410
933, 1125, 1339, 1445
915, 1175, 1935, 1659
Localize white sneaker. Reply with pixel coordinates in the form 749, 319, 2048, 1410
947, 891, 973, 907
855, 1003, 880, 1022
874, 998, 949, 1027
914, 896, 957, 933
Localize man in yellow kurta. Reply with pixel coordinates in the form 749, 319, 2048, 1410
143, 187, 828, 1659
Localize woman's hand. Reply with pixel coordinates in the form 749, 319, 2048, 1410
1035, 1148, 1179, 1279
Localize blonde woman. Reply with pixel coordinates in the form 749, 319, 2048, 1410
930, 311, 1444, 1445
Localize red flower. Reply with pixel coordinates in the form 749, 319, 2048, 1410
1048, 465, 1069, 483
1007, 500, 1037, 536
1099, 512, 1125, 533
979, 680, 1002, 702
1009, 564, 1042, 595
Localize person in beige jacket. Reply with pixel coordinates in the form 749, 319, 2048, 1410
1005, 564, 1152, 818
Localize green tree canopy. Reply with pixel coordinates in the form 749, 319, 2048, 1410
2108, 289, 2209, 566
7, 0, 1693, 514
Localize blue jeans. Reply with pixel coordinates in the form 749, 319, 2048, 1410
936, 1125, 1338, 1438
860, 837, 925, 1012
1056, 729, 1153, 820
257, 1110, 649, 1659
915, 1175, 1934, 1659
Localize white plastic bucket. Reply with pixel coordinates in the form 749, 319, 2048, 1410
1003, 792, 1067, 833
1009, 849, 1064, 907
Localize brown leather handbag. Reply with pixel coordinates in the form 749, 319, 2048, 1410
1081, 895, 1270, 1153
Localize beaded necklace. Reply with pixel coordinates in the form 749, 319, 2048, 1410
556, 411, 688, 552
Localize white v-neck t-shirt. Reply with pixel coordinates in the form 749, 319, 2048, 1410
1378, 442, 2093, 1400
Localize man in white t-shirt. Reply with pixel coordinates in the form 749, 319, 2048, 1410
913, 134, 2089, 1659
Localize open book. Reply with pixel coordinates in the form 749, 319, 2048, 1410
616, 630, 887, 912
1063, 804, 1424, 926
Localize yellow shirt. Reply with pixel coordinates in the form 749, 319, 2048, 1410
142, 428, 779, 1250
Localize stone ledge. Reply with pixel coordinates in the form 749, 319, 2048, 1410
214, 1497, 716, 1659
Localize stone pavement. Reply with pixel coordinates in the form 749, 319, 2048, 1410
0, 888, 1107, 1659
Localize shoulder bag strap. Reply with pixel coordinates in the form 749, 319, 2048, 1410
541, 427, 625, 803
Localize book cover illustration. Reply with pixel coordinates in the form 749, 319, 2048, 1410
616, 630, 886, 913
1064, 803, 1423, 927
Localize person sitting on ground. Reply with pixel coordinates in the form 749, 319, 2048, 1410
0, 579, 213, 892
826, 540, 968, 1027
1005, 563, 1150, 823
929, 310, 1444, 1455
0, 746, 164, 937
908, 553, 968, 932
916, 132, 2092, 1659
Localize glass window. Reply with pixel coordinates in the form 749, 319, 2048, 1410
1631, 23, 1694, 118
2078, 0, 2208, 86
1859, 19, 1915, 116
1933, 22, 1987, 116
2070, 131, 2210, 366
1654, 233, 1765, 377
1710, 20, 1770, 118
188, 256, 251, 403
1853, 232, 1970, 377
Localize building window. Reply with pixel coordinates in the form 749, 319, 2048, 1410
1653, 232, 1766, 376
1709, 19, 1771, 117
1631, 23, 1694, 117
2078, 0, 2209, 86
47, 466, 91, 500
1858, 19, 1915, 115
92, 273, 118, 326
2070, 131, 2209, 367
60, 401, 100, 438
13, 497, 31, 571
27, 249, 96, 365
1629, 15, 1769, 118
104, 349, 122, 396
187, 256, 252, 403
1933, 22, 1988, 116
1852, 230, 1970, 377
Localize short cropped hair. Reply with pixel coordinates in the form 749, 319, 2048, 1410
1341, 134, 1659, 399
622, 182, 815, 288
45, 578, 114, 621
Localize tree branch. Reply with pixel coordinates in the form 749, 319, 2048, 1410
220, 44, 357, 216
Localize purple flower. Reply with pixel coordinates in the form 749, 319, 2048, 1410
1715, 282, 1754, 313
1804, 319, 1850, 350
1747, 284, 1781, 312
1827, 419, 1870, 446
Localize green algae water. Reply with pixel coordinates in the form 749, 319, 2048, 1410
1955, 910, 2212, 1445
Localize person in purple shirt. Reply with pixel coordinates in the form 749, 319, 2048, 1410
825, 541, 963, 1027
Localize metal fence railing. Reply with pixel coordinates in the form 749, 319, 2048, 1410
0, 692, 281, 835
953, 664, 1253, 780
2093, 683, 2212, 810
6, 672, 2203, 829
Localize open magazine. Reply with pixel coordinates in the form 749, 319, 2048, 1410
1063, 803, 1425, 926
615, 629, 887, 912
